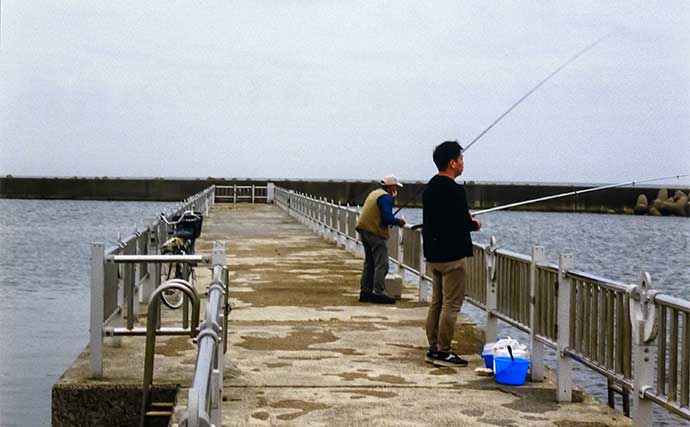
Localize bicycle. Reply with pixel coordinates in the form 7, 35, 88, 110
158, 210, 203, 309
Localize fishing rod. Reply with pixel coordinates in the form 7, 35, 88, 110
470, 174, 689, 216
393, 34, 613, 216
408, 174, 689, 229
463, 33, 614, 153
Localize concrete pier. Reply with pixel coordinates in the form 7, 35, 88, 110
54, 203, 631, 426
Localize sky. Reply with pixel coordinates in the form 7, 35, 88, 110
1, 1, 689, 185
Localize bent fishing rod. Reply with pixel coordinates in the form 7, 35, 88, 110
463, 32, 613, 153
408, 174, 689, 229
393, 34, 613, 216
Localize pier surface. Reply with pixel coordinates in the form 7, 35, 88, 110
55, 204, 631, 426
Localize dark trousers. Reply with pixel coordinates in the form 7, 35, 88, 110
359, 230, 389, 295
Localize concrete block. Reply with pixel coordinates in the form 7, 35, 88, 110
385, 273, 403, 299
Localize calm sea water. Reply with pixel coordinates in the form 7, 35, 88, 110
400, 207, 690, 426
0, 201, 687, 426
399, 208, 690, 301
0, 199, 174, 427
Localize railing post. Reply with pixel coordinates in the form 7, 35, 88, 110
148, 222, 162, 303
397, 227, 404, 274
233, 184, 237, 204
354, 206, 364, 258
251, 185, 255, 203
324, 198, 331, 240
417, 232, 432, 302
314, 197, 319, 233
333, 201, 343, 248
135, 230, 146, 306
212, 241, 226, 426
344, 204, 352, 253
211, 351, 221, 426
90, 243, 105, 378
557, 253, 574, 402
484, 236, 498, 344
328, 200, 335, 242
112, 237, 124, 348
389, 227, 399, 274
631, 272, 658, 426
318, 197, 324, 237
267, 182, 275, 203
417, 245, 431, 302
126, 237, 136, 329
530, 245, 545, 382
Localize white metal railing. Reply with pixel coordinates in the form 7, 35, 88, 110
89, 186, 216, 377
273, 186, 690, 425
214, 183, 274, 203
180, 242, 229, 427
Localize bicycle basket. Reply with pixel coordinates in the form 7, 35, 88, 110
172, 211, 204, 239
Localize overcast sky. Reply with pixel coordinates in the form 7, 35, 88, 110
1, 2, 688, 185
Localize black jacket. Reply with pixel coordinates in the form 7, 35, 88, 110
422, 175, 479, 262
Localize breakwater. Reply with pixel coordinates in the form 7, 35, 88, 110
1, 176, 688, 215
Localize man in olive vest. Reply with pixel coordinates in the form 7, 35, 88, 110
356, 175, 406, 304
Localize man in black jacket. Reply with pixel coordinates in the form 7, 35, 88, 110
422, 140, 481, 367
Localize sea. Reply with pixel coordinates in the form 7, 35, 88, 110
0, 199, 175, 427
0, 199, 688, 426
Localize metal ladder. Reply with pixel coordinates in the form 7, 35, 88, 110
141, 279, 200, 427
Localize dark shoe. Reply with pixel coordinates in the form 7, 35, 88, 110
359, 293, 373, 303
430, 352, 468, 367
425, 349, 439, 364
370, 292, 396, 304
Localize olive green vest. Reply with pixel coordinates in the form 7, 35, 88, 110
355, 189, 390, 239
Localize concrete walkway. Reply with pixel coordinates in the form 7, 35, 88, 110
53, 203, 631, 426
184, 203, 630, 427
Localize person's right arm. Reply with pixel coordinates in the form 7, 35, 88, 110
443, 186, 478, 235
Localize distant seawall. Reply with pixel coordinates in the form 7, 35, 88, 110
1, 176, 688, 214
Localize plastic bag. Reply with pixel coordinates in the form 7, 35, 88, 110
491, 336, 529, 360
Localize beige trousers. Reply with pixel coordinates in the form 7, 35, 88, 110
425, 259, 466, 353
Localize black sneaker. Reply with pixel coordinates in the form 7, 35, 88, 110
370, 292, 396, 304
359, 293, 373, 303
430, 352, 468, 367
425, 349, 439, 364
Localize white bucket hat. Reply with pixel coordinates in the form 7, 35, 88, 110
380, 175, 403, 187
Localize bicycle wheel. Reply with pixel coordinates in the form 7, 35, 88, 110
160, 262, 185, 309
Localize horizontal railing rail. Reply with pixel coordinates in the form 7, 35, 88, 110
181, 242, 229, 427
214, 183, 274, 203
89, 186, 216, 378
273, 186, 690, 426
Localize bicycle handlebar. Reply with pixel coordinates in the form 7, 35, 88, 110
160, 210, 201, 226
